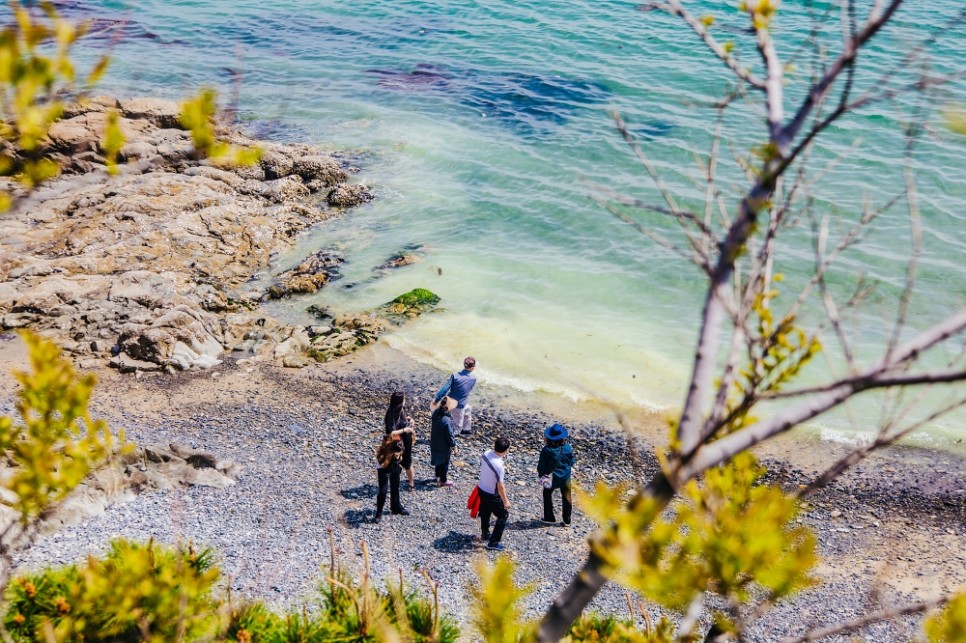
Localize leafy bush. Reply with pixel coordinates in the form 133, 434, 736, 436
565, 612, 675, 643
4, 539, 222, 642
0, 330, 124, 527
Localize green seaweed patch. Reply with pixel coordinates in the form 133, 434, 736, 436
391, 288, 440, 307
380, 288, 441, 322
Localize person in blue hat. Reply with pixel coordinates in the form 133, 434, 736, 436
537, 423, 575, 526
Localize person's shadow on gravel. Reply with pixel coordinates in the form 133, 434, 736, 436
340, 484, 379, 500
431, 531, 478, 553
342, 508, 372, 529
507, 519, 554, 531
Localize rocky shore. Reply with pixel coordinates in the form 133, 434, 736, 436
0, 99, 963, 641
0, 97, 434, 374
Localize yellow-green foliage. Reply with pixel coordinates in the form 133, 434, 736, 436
582, 453, 816, 616
470, 555, 535, 643
102, 107, 124, 175
0, 0, 110, 203
179, 88, 261, 166
0, 331, 122, 524
1, 2, 257, 211
4, 539, 222, 642
925, 594, 966, 642
721, 288, 820, 437
5, 538, 461, 643
564, 613, 675, 643
472, 559, 678, 643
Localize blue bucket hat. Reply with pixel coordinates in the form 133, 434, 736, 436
544, 423, 568, 441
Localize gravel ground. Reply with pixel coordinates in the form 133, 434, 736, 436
3, 343, 964, 642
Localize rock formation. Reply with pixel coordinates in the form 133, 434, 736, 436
0, 97, 380, 371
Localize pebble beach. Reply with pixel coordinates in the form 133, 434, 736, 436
2, 336, 964, 642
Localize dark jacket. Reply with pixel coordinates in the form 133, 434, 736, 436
430, 408, 456, 466
537, 442, 574, 481
385, 407, 412, 452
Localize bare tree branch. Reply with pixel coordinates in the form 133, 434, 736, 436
779, 0, 905, 150
592, 195, 711, 272
682, 309, 966, 476
588, 181, 719, 248
766, 368, 966, 401
656, 1, 766, 90
752, 6, 785, 140
813, 213, 857, 370
612, 111, 686, 220
886, 112, 924, 362
778, 595, 950, 643
798, 395, 966, 498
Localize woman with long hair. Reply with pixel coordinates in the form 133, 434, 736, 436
374, 426, 412, 523
384, 391, 416, 490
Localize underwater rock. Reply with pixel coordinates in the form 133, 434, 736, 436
367, 64, 452, 90
367, 65, 609, 136
264, 251, 344, 300
375, 246, 423, 271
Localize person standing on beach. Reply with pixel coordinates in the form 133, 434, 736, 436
478, 436, 511, 551
374, 428, 413, 523
385, 391, 416, 491
537, 423, 575, 526
430, 396, 458, 486
433, 356, 477, 435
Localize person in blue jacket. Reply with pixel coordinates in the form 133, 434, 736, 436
537, 423, 575, 525
433, 356, 477, 435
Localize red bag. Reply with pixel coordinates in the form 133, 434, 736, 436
467, 485, 481, 518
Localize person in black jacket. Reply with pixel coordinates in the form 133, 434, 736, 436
385, 391, 416, 490
537, 423, 575, 526
430, 396, 458, 486
374, 430, 411, 523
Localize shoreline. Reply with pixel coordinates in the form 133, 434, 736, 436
0, 94, 962, 639
2, 336, 963, 640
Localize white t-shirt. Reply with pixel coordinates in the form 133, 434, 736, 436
477, 449, 505, 494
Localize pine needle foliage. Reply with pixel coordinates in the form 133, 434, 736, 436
3, 539, 222, 642
564, 613, 676, 643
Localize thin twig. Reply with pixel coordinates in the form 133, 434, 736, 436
778, 596, 950, 643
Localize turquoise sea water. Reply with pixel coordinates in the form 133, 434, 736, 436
23, 1, 966, 449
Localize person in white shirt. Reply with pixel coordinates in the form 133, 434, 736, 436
477, 436, 511, 551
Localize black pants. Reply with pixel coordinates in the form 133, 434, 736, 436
434, 459, 450, 484
542, 477, 572, 524
376, 465, 403, 515
479, 489, 508, 545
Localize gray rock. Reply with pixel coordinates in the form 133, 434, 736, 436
118, 97, 183, 129
109, 352, 163, 373
327, 184, 373, 207
293, 155, 348, 185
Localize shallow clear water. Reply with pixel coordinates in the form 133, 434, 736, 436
23, 1, 966, 449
